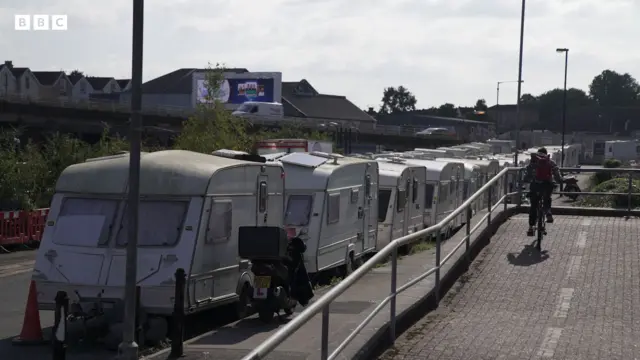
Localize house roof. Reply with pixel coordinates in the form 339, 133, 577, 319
68, 74, 84, 85
140, 68, 248, 94
86, 77, 114, 90
281, 79, 375, 122
31, 71, 64, 85
0, 64, 29, 78
116, 79, 130, 89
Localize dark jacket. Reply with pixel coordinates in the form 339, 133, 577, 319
523, 156, 563, 184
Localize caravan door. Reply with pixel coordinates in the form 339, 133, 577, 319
363, 171, 377, 251
257, 175, 269, 225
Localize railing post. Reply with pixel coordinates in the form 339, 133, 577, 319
627, 173, 633, 218
465, 206, 472, 262
389, 246, 398, 344
503, 172, 509, 211
435, 228, 442, 304
170, 268, 186, 359
516, 169, 523, 208
52, 291, 68, 360
321, 305, 330, 360
487, 186, 492, 225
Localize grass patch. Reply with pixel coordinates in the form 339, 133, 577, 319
373, 237, 436, 268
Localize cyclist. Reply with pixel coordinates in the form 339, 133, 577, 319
523, 147, 563, 236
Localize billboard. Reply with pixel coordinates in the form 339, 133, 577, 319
193, 72, 282, 107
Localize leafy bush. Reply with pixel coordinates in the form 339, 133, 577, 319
576, 177, 640, 209
592, 158, 623, 185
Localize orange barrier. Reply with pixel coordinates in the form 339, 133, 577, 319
0, 209, 49, 246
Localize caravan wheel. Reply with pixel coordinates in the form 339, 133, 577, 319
342, 253, 356, 278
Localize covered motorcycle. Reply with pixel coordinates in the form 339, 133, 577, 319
238, 226, 314, 322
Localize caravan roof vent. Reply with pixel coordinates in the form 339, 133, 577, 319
310, 151, 344, 164
387, 157, 406, 164
212, 149, 266, 163
212, 149, 250, 158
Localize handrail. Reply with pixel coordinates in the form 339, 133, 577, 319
242, 166, 513, 360
243, 166, 640, 360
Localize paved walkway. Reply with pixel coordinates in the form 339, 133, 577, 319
148, 207, 501, 360
378, 215, 640, 360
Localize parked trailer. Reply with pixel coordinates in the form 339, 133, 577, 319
278, 152, 379, 274
400, 158, 462, 236
32, 150, 286, 336
604, 140, 639, 163
374, 158, 427, 250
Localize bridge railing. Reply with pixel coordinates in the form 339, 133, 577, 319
242, 166, 640, 360
0, 94, 461, 140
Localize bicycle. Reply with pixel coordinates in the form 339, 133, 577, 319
535, 194, 546, 250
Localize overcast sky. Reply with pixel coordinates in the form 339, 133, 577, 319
2, 0, 639, 110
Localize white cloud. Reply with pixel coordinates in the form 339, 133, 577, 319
2, 0, 639, 109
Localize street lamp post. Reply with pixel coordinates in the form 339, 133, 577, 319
556, 48, 569, 167
514, 0, 526, 167
118, 0, 144, 359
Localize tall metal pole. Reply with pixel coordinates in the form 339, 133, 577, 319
496, 82, 501, 130
118, 0, 144, 358
559, 49, 569, 167
514, 0, 526, 166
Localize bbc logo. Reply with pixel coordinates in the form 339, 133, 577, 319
15, 15, 68, 31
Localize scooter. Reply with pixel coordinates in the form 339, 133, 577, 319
238, 226, 314, 323
562, 175, 581, 201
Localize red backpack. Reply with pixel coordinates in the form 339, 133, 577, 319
535, 155, 553, 181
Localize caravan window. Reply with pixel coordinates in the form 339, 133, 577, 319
327, 193, 340, 224
412, 179, 419, 203
258, 181, 268, 212
378, 189, 392, 222
53, 198, 118, 246
206, 200, 232, 244
425, 184, 434, 209
117, 200, 189, 247
396, 189, 406, 212
285, 195, 312, 226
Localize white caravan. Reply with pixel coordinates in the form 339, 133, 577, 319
279, 152, 378, 274
375, 158, 427, 250
32, 150, 285, 319
401, 158, 462, 235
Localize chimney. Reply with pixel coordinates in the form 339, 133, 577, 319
368, 107, 374, 113
4, 61, 13, 69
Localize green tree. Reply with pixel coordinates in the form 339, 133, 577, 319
536, 88, 593, 130
174, 63, 330, 155
436, 103, 458, 117
379, 86, 417, 114
589, 70, 640, 107
68, 69, 84, 77
474, 99, 488, 111
173, 63, 253, 154
520, 93, 537, 104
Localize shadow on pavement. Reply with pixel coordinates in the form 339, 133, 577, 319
507, 242, 550, 267
190, 316, 291, 346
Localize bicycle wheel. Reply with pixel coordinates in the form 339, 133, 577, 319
536, 205, 544, 250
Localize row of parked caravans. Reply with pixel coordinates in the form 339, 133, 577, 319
33, 141, 576, 321
33, 148, 487, 320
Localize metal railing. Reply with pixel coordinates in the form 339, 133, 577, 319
242, 166, 640, 360
0, 94, 471, 140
